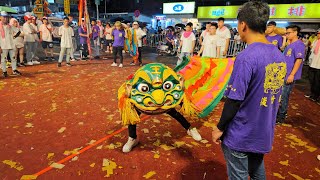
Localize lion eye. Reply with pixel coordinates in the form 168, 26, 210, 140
163, 81, 173, 91
137, 83, 149, 93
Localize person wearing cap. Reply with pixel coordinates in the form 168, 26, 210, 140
0, 11, 22, 77
276, 25, 305, 124
57, 17, 74, 67
78, 19, 89, 60
130, 21, 146, 66
97, 20, 104, 50
39, 16, 54, 61
305, 29, 320, 105
110, 21, 126, 68
91, 19, 100, 59
10, 18, 25, 67
266, 21, 285, 51
23, 15, 38, 65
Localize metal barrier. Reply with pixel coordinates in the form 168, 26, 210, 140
145, 34, 247, 57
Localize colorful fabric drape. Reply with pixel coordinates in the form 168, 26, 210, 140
125, 28, 139, 63
176, 56, 235, 117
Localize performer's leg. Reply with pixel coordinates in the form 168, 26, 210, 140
128, 124, 137, 139
123, 110, 141, 153
166, 108, 202, 141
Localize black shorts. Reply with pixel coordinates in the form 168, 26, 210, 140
105, 39, 113, 46
42, 41, 54, 49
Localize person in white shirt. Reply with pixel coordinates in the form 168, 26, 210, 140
39, 17, 54, 61
216, 17, 231, 57
197, 22, 221, 58
200, 22, 211, 45
305, 29, 320, 104
178, 22, 196, 65
234, 32, 241, 51
31, 17, 41, 63
130, 21, 146, 66
0, 11, 21, 77
58, 17, 74, 67
23, 15, 39, 65
10, 18, 25, 67
104, 23, 113, 53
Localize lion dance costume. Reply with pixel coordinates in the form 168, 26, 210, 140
118, 56, 235, 152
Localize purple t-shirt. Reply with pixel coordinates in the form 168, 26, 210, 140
283, 40, 305, 81
266, 34, 283, 49
112, 29, 125, 47
223, 42, 287, 154
92, 25, 100, 40
78, 27, 88, 44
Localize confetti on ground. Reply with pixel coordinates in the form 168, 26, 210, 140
50, 163, 65, 169
16, 150, 23, 154
273, 173, 285, 179
143, 171, 156, 179
78, 122, 84, 125
90, 163, 95, 168
72, 156, 79, 161
288, 172, 310, 180
163, 131, 172, 137
20, 175, 38, 180
279, 160, 289, 166
173, 141, 185, 148
25, 123, 34, 128
142, 128, 149, 134
2, 160, 24, 171
50, 103, 57, 112
160, 144, 176, 151
87, 140, 96, 145
317, 155, 320, 161
47, 153, 54, 160
57, 127, 66, 133
285, 134, 317, 152
96, 145, 103, 150
102, 159, 117, 177
203, 121, 215, 128
25, 112, 36, 119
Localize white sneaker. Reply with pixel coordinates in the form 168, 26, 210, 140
111, 62, 117, 67
122, 137, 139, 153
27, 62, 33, 66
105, 50, 109, 53
32, 60, 40, 65
187, 128, 202, 141
119, 64, 123, 68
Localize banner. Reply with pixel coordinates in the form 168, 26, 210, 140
163, 2, 195, 14
64, 0, 70, 15
197, 3, 320, 19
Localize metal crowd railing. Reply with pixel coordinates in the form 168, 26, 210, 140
145, 34, 247, 57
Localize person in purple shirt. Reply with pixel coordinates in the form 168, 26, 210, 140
78, 20, 89, 60
266, 21, 285, 50
91, 20, 100, 59
165, 30, 175, 51
276, 25, 305, 124
110, 21, 126, 68
212, 2, 287, 179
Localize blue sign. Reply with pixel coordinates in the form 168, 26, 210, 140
173, 4, 184, 12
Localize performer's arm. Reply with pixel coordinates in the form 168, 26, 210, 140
197, 45, 204, 56
286, 58, 302, 84
217, 98, 242, 131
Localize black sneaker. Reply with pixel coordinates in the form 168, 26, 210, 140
44, 57, 49, 61
310, 96, 317, 102
20, 63, 26, 67
304, 94, 311, 98
57, 63, 62, 67
17, 63, 24, 67
94, 56, 100, 59
276, 117, 284, 125
50, 57, 55, 61
3, 71, 8, 77
13, 70, 22, 76
66, 63, 72, 67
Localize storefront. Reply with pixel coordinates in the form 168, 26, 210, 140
153, 1, 198, 30
197, 3, 320, 29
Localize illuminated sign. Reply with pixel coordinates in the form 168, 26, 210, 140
163, 2, 195, 14
197, 3, 320, 19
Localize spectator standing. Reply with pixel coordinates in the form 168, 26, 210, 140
97, 20, 104, 50
10, 18, 25, 67
199, 22, 211, 45
266, 21, 284, 50
104, 23, 113, 53
177, 22, 196, 65
130, 21, 146, 66
197, 22, 221, 58
57, 17, 74, 67
78, 20, 89, 60
216, 17, 231, 57
110, 21, 126, 68
23, 15, 39, 65
39, 17, 54, 61
91, 20, 100, 59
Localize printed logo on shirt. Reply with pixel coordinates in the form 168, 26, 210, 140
272, 40, 278, 45
261, 62, 287, 107
286, 48, 292, 57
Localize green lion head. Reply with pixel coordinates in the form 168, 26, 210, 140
126, 63, 184, 114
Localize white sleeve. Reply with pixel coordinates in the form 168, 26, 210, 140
191, 33, 196, 41
226, 29, 231, 39
58, 26, 63, 36
71, 28, 74, 37
23, 24, 31, 34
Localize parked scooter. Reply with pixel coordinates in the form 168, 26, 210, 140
156, 38, 179, 56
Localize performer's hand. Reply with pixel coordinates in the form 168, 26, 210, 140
223, 50, 227, 56
286, 74, 294, 84
212, 127, 223, 144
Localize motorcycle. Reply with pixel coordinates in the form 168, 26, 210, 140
156, 39, 179, 56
